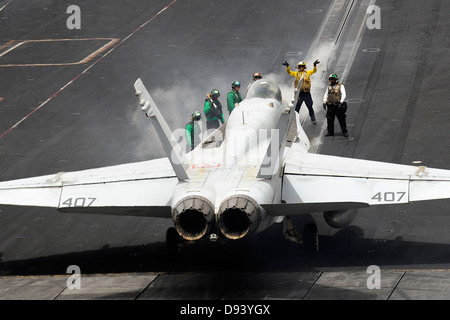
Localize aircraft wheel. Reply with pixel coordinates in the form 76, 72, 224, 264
303, 223, 319, 256
166, 227, 181, 258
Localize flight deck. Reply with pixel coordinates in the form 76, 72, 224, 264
2, 268, 450, 300
0, 0, 449, 302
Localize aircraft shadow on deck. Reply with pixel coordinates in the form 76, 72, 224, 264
1, 221, 450, 276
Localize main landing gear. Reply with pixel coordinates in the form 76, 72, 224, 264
166, 216, 320, 257
282, 216, 319, 256
166, 227, 183, 258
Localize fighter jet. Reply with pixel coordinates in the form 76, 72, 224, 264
1, 78, 449, 255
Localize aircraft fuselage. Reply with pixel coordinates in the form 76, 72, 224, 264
172, 80, 286, 240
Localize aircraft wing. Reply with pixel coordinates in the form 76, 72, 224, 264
264, 146, 450, 216
0, 158, 178, 218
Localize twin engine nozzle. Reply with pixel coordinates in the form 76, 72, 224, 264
172, 196, 215, 241
217, 194, 261, 240
172, 194, 262, 241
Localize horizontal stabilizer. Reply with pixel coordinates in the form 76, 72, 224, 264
0, 158, 177, 218
57, 206, 171, 218
283, 148, 450, 206
262, 202, 369, 216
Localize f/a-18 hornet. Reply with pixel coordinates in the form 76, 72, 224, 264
1, 78, 449, 254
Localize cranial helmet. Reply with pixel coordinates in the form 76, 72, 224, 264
191, 111, 201, 121
297, 61, 307, 69
329, 74, 339, 81
253, 72, 262, 80
210, 89, 220, 98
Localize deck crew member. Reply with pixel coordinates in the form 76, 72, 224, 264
323, 73, 348, 137
185, 111, 202, 151
282, 59, 320, 124
227, 81, 243, 114
204, 89, 225, 130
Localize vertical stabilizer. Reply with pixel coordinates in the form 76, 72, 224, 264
257, 105, 295, 179
134, 78, 189, 181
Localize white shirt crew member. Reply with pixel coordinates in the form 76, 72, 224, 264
323, 82, 346, 104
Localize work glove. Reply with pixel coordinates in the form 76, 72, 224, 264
314, 59, 320, 66
282, 61, 289, 67
323, 103, 327, 110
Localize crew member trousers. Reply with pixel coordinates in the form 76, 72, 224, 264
206, 119, 220, 130
326, 104, 347, 135
296, 91, 316, 121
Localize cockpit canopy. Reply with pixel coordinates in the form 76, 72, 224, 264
246, 79, 282, 102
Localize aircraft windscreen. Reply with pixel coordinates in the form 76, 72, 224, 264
246, 79, 282, 102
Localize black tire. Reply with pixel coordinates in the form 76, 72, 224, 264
303, 223, 319, 256
166, 227, 181, 258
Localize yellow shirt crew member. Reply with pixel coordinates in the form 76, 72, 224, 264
282, 59, 320, 124
287, 63, 317, 92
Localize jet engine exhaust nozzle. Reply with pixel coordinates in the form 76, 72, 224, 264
217, 195, 261, 240
172, 196, 215, 241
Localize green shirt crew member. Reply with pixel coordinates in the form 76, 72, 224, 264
227, 81, 243, 114
204, 89, 225, 130
185, 111, 202, 151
